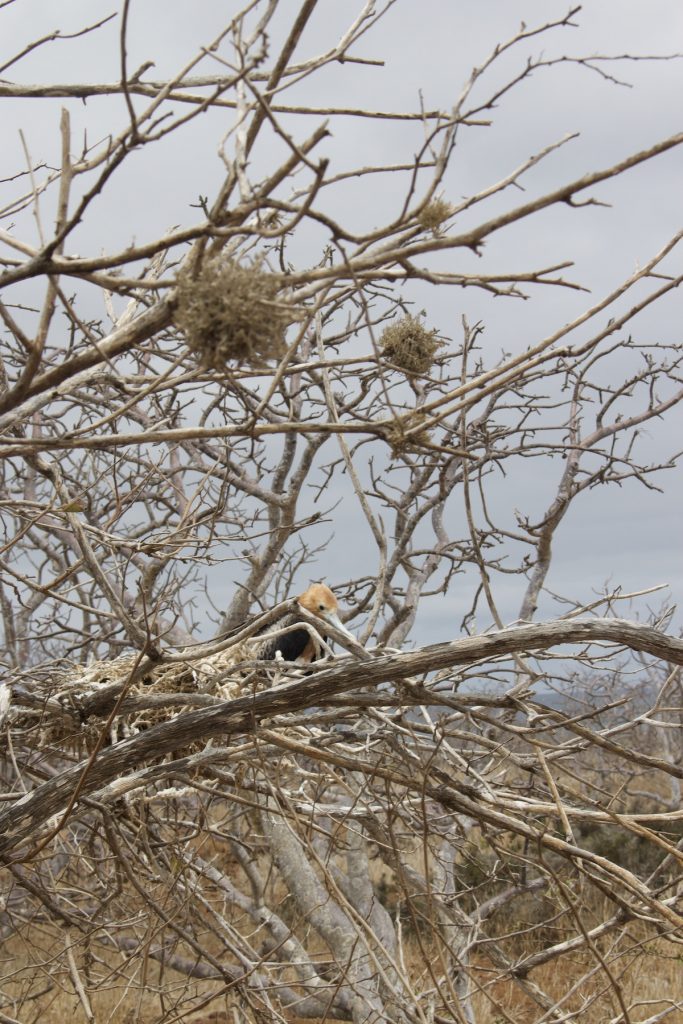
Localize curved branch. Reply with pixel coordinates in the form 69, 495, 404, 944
2, 616, 682, 858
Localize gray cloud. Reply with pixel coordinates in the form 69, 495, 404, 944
1, 0, 681, 644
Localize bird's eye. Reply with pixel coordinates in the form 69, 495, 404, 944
319, 603, 325, 611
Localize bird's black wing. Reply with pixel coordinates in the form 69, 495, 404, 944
254, 612, 326, 662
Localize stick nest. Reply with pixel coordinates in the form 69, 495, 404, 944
380, 315, 444, 375
174, 257, 296, 369
37, 643, 268, 749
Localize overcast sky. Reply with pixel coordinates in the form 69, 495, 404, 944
1, 1, 682, 645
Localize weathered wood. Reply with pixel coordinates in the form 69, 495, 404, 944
2, 617, 682, 858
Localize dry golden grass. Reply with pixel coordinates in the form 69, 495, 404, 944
0, 929, 247, 1023
2, 920, 682, 1023
2, 804, 680, 1023
467, 937, 683, 1024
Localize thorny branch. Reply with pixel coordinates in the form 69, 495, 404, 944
0, 2, 681, 1022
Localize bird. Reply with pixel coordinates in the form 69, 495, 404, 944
254, 583, 354, 664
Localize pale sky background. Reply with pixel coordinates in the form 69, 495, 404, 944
1, 1, 682, 646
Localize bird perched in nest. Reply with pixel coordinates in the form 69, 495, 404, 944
254, 583, 354, 664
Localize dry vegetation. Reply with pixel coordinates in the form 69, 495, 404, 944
379, 314, 444, 376
0, 2, 682, 1022
173, 257, 295, 370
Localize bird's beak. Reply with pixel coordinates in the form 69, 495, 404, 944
322, 609, 355, 640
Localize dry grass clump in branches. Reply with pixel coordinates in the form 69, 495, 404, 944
417, 197, 453, 232
380, 313, 444, 375
174, 256, 296, 369
383, 419, 433, 455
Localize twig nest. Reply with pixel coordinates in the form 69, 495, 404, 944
174, 256, 296, 369
380, 314, 444, 376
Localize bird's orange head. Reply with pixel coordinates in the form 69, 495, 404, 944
297, 583, 353, 639
298, 583, 339, 619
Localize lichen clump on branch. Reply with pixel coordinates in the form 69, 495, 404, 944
383, 419, 433, 456
380, 314, 444, 375
417, 197, 453, 233
174, 257, 294, 369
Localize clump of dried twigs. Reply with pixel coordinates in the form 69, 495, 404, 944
37, 648, 251, 747
174, 257, 296, 369
380, 314, 444, 375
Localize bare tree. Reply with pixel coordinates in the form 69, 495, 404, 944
0, 3, 682, 1022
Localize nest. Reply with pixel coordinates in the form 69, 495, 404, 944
39, 641, 274, 749
380, 314, 444, 376
173, 256, 296, 370
417, 198, 453, 233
